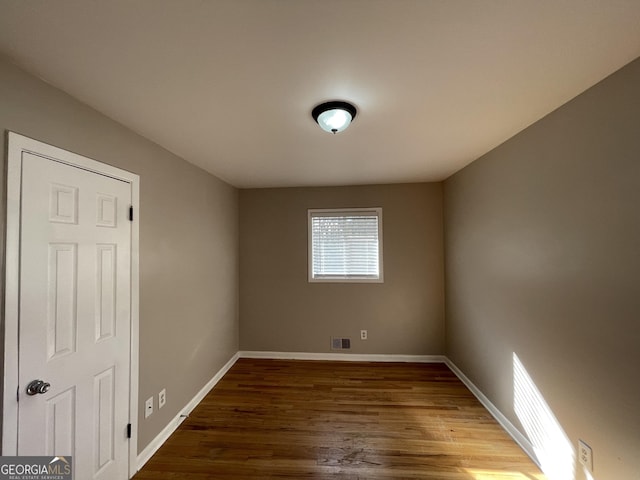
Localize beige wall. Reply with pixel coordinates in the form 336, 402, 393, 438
240, 183, 445, 354
0, 56, 239, 452
444, 58, 640, 479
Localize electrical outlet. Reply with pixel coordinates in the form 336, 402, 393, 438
145, 397, 154, 418
360, 330, 368, 340
158, 388, 166, 409
578, 439, 593, 472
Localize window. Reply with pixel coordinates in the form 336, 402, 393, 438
308, 208, 383, 283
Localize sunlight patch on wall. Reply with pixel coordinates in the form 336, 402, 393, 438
513, 353, 575, 480
465, 468, 547, 480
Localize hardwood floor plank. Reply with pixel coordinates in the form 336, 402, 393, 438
134, 359, 545, 480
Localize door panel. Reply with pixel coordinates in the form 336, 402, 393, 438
96, 244, 117, 341
94, 366, 116, 473
18, 152, 131, 479
47, 242, 78, 360
45, 386, 76, 455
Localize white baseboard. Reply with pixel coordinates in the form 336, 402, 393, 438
239, 350, 447, 363
444, 358, 540, 469
136, 351, 240, 471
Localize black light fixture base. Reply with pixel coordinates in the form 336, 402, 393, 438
311, 101, 358, 123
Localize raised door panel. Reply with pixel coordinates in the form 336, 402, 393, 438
93, 367, 116, 476
45, 387, 76, 457
95, 244, 117, 342
47, 243, 78, 361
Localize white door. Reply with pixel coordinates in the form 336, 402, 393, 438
16, 151, 132, 479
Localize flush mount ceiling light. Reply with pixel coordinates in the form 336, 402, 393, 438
312, 101, 357, 134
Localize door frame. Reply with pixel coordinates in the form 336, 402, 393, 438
2, 132, 140, 479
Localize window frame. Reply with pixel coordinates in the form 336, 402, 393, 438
307, 207, 384, 283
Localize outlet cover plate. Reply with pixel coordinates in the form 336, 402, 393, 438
145, 397, 154, 418
578, 439, 593, 472
159, 388, 166, 409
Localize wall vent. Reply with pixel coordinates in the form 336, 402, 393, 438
331, 337, 351, 350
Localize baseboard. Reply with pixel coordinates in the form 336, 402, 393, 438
239, 350, 447, 363
444, 358, 540, 469
136, 351, 240, 471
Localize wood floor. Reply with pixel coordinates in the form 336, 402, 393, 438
134, 359, 545, 479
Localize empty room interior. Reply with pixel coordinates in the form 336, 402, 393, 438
0, 2, 638, 480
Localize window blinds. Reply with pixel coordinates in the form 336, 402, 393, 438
310, 210, 381, 279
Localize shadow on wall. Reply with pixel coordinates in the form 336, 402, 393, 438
513, 353, 594, 480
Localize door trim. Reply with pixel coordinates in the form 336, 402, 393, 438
3, 132, 140, 479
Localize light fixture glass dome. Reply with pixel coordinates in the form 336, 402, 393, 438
312, 101, 357, 134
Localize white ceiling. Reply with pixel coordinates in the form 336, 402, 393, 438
0, 1, 639, 188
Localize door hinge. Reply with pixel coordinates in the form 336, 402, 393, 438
129, 206, 134, 222
127, 423, 132, 439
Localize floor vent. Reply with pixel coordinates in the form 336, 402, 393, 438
331, 337, 351, 350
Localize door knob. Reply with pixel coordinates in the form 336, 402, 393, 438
26, 379, 51, 396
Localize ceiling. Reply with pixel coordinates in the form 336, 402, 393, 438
0, 1, 639, 188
